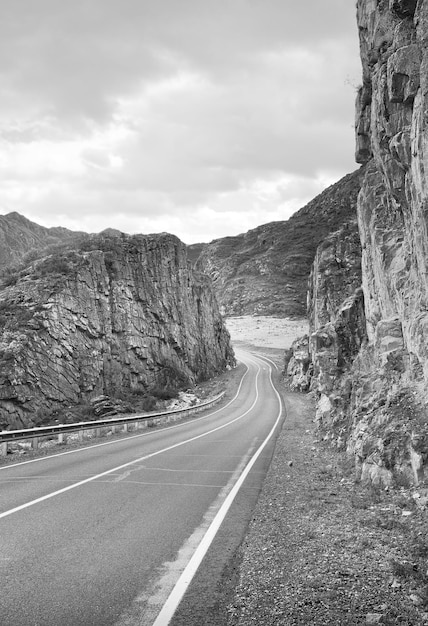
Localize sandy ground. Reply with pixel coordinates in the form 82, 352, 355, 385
225, 316, 308, 351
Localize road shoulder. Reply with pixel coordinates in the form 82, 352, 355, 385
227, 390, 428, 625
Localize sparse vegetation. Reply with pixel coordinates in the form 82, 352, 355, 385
0, 232, 124, 289
150, 386, 177, 401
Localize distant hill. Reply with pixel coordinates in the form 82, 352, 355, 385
0, 212, 85, 269
189, 167, 365, 317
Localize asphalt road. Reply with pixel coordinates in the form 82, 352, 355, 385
0, 349, 284, 626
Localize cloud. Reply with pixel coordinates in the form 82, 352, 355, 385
0, 0, 362, 243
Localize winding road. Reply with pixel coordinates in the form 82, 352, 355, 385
0, 349, 284, 625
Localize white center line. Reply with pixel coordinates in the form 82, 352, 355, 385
0, 359, 255, 472
0, 361, 262, 521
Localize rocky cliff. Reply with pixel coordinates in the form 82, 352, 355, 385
289, 0, 428, 487
189, 168, 365, 317
286, 219, 365, 394
0, 232, 235, 429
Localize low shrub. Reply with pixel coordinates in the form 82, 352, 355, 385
151, 386, 177, 401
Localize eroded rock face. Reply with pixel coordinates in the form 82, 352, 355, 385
308, 220, 363, 334
0, 233, 235, 429
295, 1, 428, 487
287, 220, 366, 395
349, 0, 428, 484
285, 335, 312, 392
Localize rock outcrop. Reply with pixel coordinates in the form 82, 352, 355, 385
189, 168, 365, 317
287, 219, 365, 394
289, 1, 428, 487
348, 0, 428, 485
0, 233, 235, 429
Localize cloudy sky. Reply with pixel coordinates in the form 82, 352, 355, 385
0, 0, 361, 244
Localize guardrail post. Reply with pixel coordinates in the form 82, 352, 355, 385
123, 423, 128, 433
96, 427, 101, 438
58, 433, 65, 444
78, 430, 84, 442
0, 441, 7, 456
31, 437, 39, 450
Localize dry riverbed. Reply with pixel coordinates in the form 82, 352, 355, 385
226, 315, 308, 351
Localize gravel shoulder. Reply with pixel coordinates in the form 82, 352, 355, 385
226, 379, 428, 625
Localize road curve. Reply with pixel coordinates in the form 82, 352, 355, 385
0, 349, 284, 626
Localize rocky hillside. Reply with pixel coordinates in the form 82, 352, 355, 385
0, 232, 235, 429
189, 168, 365, 317
0, 212, 84, 268
288, 0, 428, 487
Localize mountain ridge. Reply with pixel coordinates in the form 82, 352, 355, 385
0, 211, 86, 269
189, 167, 365, 317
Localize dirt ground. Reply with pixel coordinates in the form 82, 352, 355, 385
225, 316, 308, 351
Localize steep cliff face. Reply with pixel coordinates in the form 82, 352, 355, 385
191, 169, 364, 317
349, 0, 428, 484
287, 220, 366, 396
356, 1, 428, 365
0, 233, 234, 429
308, 220, 363, 334
291, 1, 428, 487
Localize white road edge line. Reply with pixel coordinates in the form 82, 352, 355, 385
0, 360, 262, 521
253, 352, 280, 371
0, 359, 256, 472
152, 357, 284, 626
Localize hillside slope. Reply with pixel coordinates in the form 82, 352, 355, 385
190, 168, 365, 317
0, 212, 85, 268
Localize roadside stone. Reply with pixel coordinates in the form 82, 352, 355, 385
365, 613, 383, 624
410, 593, 424, 606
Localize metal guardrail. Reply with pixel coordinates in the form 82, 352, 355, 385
0, 392, 225, 456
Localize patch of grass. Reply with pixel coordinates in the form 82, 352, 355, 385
351, 484, 383, 509
337, 452, 356, 478
409, 532, 428, 560
394, 492, 415, 509
392, 471, 413, 488
139, 395, 157, 411
356, 536, 373, 550
318, 464, 335, 479
374, 514, 404, 531
390, 558, 421, 582
151, 386, 177, 401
